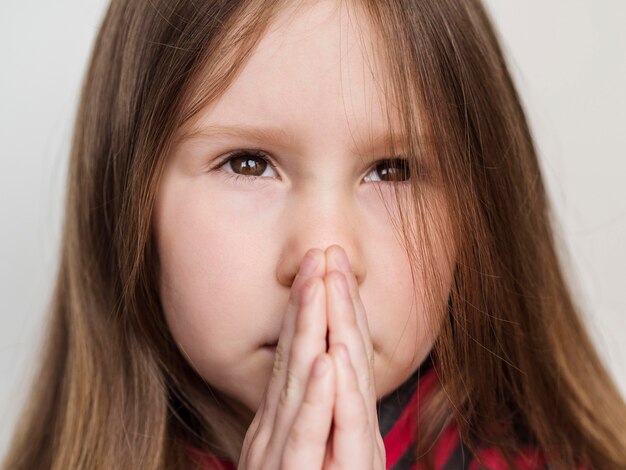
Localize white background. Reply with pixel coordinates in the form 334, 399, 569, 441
1, 1, 625, 458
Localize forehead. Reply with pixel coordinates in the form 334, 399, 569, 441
177, 0, 404, 154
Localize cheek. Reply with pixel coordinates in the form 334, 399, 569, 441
153, 178, 276, 385
368, 195, 455, 391
366, 247, 449, 371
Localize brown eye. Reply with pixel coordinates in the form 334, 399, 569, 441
227, 152, 268, 176
364, 159, 411, 183
216, 150, 279, 180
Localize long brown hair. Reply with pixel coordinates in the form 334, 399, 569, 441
4, 0, 625, 469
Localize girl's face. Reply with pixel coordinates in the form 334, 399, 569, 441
153, 0, 455, 412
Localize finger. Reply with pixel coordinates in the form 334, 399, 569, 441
280, 353, 335, 469
327, 246, 386, 465
265, 276, 328, 462
326, 245, 376, 403
263, 249, 325, 419
329, 343, 373, 468
325, 266, 377, 432
251, 249, 326, 455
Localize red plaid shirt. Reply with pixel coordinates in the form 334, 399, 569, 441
186, 357, 586, 469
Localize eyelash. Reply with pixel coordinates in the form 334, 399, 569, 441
213, 150, 280, 185
212, 150, 414, 185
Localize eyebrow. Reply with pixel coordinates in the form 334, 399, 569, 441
175, 124, 295, 147
174, 123, 408, 155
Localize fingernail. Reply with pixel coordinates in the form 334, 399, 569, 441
336, 345, 350, 365
303, 281, 317, 304
300, 252, 318, 276
334, 249, 351, 272
312, 355, 328, 377
335, 275, 349, 297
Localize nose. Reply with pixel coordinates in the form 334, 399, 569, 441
276, 193, 367, 288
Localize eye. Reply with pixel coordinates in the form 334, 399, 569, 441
363, 158, 411, 183
214, 150, 279, 182
212, 151, 414, 185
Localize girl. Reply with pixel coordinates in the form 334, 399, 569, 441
3, 0, 626, 469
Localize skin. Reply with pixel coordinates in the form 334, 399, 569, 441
152, 0, 455, 458
239, 246, 386, 468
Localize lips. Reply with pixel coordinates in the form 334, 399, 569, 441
263, 334, 329, 350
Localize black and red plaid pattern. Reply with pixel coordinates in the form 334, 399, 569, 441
188, 355, 579, 469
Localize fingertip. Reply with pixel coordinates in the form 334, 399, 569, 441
307, 353, 335, 400
338, 344, 351, 365
301, 277, 318, 305
312, 353, 329, 378
330, 343, 350, 368
312, 248, 326, 274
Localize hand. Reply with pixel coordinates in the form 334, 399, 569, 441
238, 248, 333, 469
322, 245, 385, 469
238, 246, 385, 470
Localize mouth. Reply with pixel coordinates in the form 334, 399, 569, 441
262, 333, 329, 351
262, 340, 278, 350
